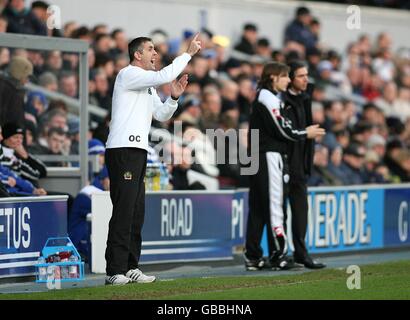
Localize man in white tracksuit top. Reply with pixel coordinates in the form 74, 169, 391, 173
104, 34, 201, 285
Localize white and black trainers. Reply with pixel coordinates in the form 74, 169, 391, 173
126, 268, 156, 283
105, 274, 131, 285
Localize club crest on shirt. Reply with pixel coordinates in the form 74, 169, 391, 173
124, 171, 133, 180
272, 108, 281, 117
148, 88, 152, 95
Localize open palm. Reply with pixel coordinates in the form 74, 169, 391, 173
170, 74, 189, 99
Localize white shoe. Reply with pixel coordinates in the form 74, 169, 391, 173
126, 268, 156, 283
105, 274, 130, 285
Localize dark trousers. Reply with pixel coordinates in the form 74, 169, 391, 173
245, 152, 289, 260
105, 147, 147, 276
288, 176, 308, 260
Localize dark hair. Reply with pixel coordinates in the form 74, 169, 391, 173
258, 62, 289, 91
257, 38, 270, 47
296, 6, 310, 17
48, 127, 66, 137
111, 28, 124, 38
71, 26, 90, 39
128, 37, 152, 62
31, 1, 49, 10
288, 60, 307, 80
244, 23, 257, 32
95, 33, 110, 43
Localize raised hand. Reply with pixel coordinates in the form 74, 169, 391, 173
171, 74, 189, 99
186, 32, 201, 56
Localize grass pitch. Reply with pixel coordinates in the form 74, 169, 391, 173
1, 260, 409, 300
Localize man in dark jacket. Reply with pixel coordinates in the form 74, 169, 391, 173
3, 0, 47, 35
234, 23, 258, 55
282, 61, 326, 269
283, 6, 317, 50
0, 56, 33, 127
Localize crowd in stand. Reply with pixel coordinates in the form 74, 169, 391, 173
0, 0, 410, 196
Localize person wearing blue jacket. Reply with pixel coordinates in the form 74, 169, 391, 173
68, 166, 109, 262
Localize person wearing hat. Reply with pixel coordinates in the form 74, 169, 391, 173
88, 138, 106, 170
0, 123, 47, 196
0, 56, 33, 127
69, 165, 110, 263
0, 122, 47, 187
340, 143, 366, 185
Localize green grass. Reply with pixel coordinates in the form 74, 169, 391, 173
1, 260, 410, 300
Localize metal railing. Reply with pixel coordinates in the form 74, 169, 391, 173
0, 33, 90, 187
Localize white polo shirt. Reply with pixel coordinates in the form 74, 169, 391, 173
106, 53, 191, 151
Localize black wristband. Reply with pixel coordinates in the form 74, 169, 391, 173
171, 95, 179, 101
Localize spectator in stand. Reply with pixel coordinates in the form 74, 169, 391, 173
59, 71, 78, 98
306, 47, 321, 81
71, 25, 92, 43
0, 14, 8, 32
374, 81, 399, 116
340, 143, 366, 185
362, 150, 387, 183
308, 144, 343, 186
38, 71, 58, 92
164, 141, 205, 190
1, 122, 47, 185
0, 47, 10, 71
30, 127, 67, 167
384, 139, 407, 182
69, 165, 109, 263
150, 29, 172, 66
361, 103, 385, 127
0, 123, 47, 196
173, 95, 202, 126
31, 0, 62, 37
323, 100, 347, 131
234, 23, 258, 55
94, 33, 113, 55
90, 69, 111, 111
190, 55, 213, 87
94, 53, 115, 86
309, 17, 321, 45
372, 47, 395, 82
63, 21, 78, 38
25, 91, 48, 122
255, 38, 272, 59
199, 87, 222, 131
367, 134, 386, 159
92, 24, 109, 39
43, 50, 63, 78
0, 56, 33, 127
327, 145, 348, 184
220, 79, 239, 107
284, 6, 316, 51
3, 0, 46, 35
236, 74, 255, 123
111, 28, 128, 56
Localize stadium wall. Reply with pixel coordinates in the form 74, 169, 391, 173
45, 0, 410, 52
90, 184, 410, 274
0, 196, 67, 279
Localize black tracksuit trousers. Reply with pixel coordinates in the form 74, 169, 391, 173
288, 176, 309, 260
105, 147, 147, 276
245, 152, 289, 260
